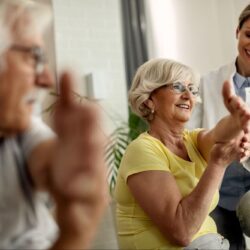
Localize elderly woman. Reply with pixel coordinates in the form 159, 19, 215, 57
115, 58, 250, 250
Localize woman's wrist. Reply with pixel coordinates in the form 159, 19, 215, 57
207, 160, 228, 173
213, 115, 241, 142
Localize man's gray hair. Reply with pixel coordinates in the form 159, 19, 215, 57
128, 58, 200, 121
0, 0, 52, 56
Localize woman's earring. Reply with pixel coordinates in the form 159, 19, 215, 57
148, 109, 155, 121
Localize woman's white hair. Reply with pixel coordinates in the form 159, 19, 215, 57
128, 58, 200, 121
0, 0, 52, 57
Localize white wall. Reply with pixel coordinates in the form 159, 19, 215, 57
146, 0, 250, 75
52, 0, 128, 134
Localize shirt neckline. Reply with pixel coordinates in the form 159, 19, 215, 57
143, 131, 195, 165
234, 72, 250, 89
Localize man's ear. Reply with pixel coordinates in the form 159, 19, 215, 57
144, 99, 155, 110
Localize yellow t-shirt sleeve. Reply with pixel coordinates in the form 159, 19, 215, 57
186, 128, 204, 147
120, 135, 170, 182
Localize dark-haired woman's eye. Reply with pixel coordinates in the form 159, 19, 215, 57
245, 32, 250, 38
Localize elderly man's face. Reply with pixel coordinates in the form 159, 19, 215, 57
0, 33, 54, 135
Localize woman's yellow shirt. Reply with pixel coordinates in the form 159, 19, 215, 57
115, 129, 219, 250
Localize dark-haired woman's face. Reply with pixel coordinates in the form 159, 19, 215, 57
237, 18, 250, 76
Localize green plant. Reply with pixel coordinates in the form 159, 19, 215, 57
106, 108, 147, 194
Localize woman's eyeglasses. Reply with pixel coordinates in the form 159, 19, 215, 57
10, 44, 47, 75
166, 82, 199, 97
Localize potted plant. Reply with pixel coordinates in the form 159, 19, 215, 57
106, 108, 147, 194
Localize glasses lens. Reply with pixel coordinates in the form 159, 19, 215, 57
10, 45, 46, 75
31, 47, 46, 74
172, 82, 185, 93
171, 82, 199, 96
32, 47, 46, 63
188, 85, 199, 96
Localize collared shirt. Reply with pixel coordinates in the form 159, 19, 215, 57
233, 72, 250, 101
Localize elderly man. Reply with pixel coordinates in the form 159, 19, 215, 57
0, 0, 106, 249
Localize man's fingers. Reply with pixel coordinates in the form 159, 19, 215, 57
58, 72, 74, 107
54, 72, 75, 135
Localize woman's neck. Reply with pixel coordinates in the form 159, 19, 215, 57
236, 57, 250, 77
148, 120, 185, 147
148, 117, 191, 160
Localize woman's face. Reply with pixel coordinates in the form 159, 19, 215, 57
150, 81, 197, 125
237, 18, 250, 76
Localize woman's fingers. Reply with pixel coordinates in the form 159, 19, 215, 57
222, 81, 250, 135
222, 80, 234, 113
222, 81, 250, 161
211, 140, 243, 166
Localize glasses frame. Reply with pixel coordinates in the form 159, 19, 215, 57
10, 44, 47, 75
165, 82, 199, 97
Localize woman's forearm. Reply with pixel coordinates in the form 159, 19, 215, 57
212, 115, 242, 142
171, 163, 225, 244
198, 115, 243, 161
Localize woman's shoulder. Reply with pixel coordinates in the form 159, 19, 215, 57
128, 132, 164, 149
120, 132, 170, 176
183, 128, 205, 145
124, 132, 166, 159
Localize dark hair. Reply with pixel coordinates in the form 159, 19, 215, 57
238, 4, 250, 29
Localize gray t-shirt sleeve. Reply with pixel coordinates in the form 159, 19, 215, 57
20, 116, 55, 159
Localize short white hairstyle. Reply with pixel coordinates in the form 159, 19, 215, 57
0, 0, 52, 56
128, 58, 200, 120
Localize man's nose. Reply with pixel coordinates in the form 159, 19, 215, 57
35, 65, 54, 88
